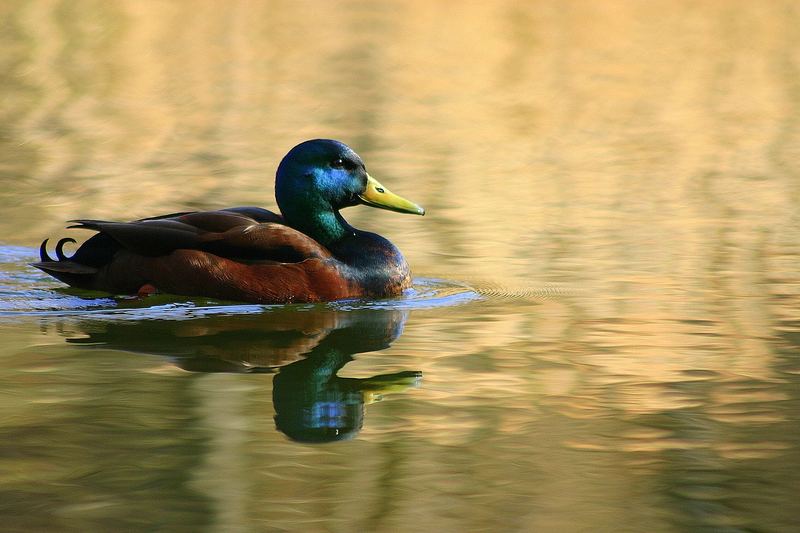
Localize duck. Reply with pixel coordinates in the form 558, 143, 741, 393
31, 139, 425, 303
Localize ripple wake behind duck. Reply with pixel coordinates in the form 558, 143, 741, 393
467, 280, 581, 302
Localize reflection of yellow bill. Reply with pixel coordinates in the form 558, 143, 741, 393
361, 372, 423, 405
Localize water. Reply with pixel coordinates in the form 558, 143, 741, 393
2, 1, 800, 531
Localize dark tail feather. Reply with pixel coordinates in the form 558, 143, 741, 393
30, 261, 98, 274
29, 260, 99, 290
39, 239, 53, 261
66, 219, 105, 231
55, 238, 76, 260
32, 237, 99, 289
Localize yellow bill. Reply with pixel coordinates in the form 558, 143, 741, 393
358, 174, 425, 215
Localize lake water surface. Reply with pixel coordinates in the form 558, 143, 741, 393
2, 1, 800, 531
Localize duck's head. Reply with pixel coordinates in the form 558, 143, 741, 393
275, 139, 425, 221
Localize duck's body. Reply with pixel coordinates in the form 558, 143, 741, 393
32, 140, 424, 304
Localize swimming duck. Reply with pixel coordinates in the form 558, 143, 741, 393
32, 139, 425, 303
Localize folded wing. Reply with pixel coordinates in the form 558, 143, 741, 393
31, 208, 335, 296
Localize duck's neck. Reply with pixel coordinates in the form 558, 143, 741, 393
285, 208, 354, 248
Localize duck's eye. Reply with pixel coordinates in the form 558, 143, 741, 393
331, 158, 357, 170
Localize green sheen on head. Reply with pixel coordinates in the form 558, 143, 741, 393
275, 139, 424, 244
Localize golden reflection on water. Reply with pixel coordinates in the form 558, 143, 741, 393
1, 0, 800, 531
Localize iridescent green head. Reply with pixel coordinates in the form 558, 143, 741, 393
275, 139, 424, 244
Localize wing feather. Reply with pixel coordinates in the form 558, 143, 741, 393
67, 209, 329, 263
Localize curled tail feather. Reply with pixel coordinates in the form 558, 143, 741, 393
39, 238, 53, 261
38, 237, 78, 262
55, 238, 76, 260
31, 238, 100, 285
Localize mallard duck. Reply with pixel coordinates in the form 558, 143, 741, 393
32, 139, 425, 303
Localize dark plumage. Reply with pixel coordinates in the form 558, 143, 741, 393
31, 140, 425, 303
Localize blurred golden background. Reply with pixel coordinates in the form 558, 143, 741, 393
1, 1, 800, 531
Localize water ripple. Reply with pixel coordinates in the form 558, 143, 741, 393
0, 246, 480, 321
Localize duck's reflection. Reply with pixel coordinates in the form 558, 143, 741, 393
67, 307, 421, 443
